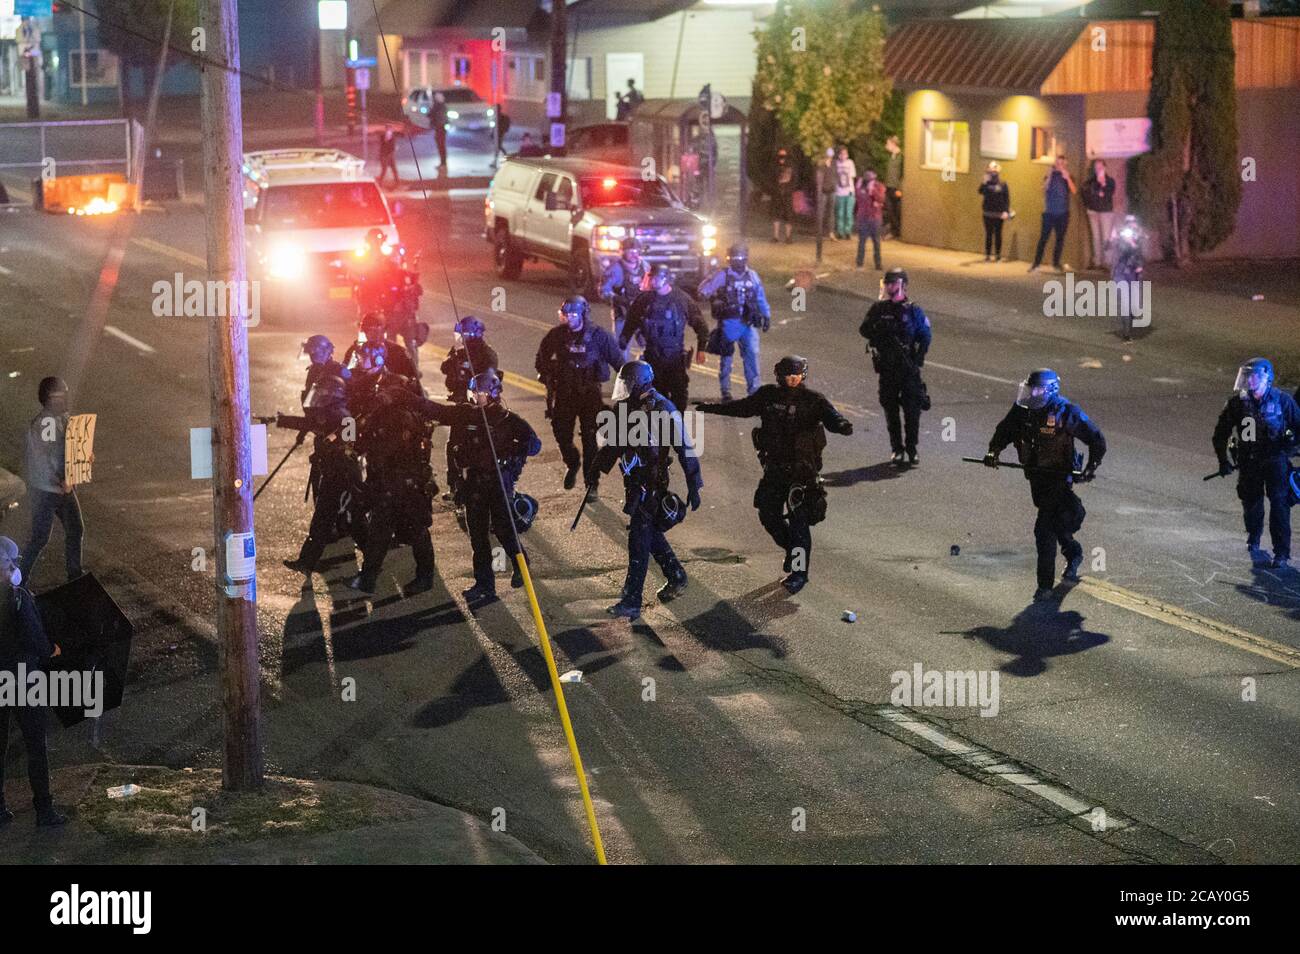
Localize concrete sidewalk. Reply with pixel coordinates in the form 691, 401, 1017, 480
743, 228, 1300, 382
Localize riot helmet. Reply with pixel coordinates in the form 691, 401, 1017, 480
559, 295, 589, 330
353, 338, 387, 372
358, 313, 386, 343
454, 314, 485, 349
1016, 369, 1061, 410
727, 244, 749, 272
611, 360, 655, 403
649, 263, 672, 291
652, 492, 688, 532
469, 367, 503, 405
301, 334, 334, 365
775, 354, 809, 387
1234, 357, 1274, 398
621, 236, 642, 263
512, 492, 538, 534
881, 267, 908, 301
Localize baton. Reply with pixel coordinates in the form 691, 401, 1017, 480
254, 431, 307, 501
570, 483, 596, 532
1203, 471, 1227, 481
961, 456, 1085, 479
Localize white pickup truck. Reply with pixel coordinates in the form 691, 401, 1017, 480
484, 157, 718, 296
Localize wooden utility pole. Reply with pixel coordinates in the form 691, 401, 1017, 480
199, 0, 263, 791
549, 0, 567, 147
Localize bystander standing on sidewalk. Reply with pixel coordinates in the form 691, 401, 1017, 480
0, 535, 67, 828
1081, 159, 1117, 271
833, 147, 857, 240
770, 148, 795, 244
431, 92, 449, 170
20, 377, 85, 588
377, 124, 400, 187
1030, 155, 1076, 273
854, 170, 886, 270
815, 148, 837, 241
883, 135, 903, 238
977, 161, 1012, 262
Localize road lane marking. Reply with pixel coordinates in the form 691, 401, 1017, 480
876, 706, 1131, 831
1079, 577, 1300, 668
423, 343, 546, 396
925, 360, 1017, 385
103, 325, 157, 354
131, 236, 207, 269
0, 263, 12, 276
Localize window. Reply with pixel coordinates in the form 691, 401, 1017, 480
921, 120, 969, 174
553, 176, 574, 208
578, 177, 678, 209
1032, 127, 1063, 164
533, 173, 557, 203
69, 49, 119, 88
532, 58, 546, 83
260, 183, 391, 230
567, 57, 591, 100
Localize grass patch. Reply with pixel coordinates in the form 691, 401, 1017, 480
77, 765, 428, 853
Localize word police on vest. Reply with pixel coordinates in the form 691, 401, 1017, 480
50, 885, 152, 935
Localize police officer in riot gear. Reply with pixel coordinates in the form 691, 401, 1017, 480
535, 295, 624, 490
621, 264, 709, 412
347, 339, 435, 594
984, 369, 1106, 602
859, 267, 932, 467
282, 336, 363, 576
344, 312, 419, 385
440, 315, 499, 403
1212, 357, 1300, 569
392, 369, 542, 605
352, 228, 425, 370
698, 356, 853, 594
594, 360, 703, 619
600, 236, 649, 360
698, 243, 771, 401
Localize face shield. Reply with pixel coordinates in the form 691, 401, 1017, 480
1016, 381, 1052, 410
611, 375, 633, 402
879, 278, 905, 301
1234, 366, 1271, 396
453, 332, 465, 350
564, 311, 584, 331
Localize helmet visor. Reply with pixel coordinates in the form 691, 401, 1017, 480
1016, 382, 1051, 409
611, 374, 632, 402
1234, 366, 1270, 394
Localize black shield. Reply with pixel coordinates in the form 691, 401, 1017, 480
34, 573, 133, 728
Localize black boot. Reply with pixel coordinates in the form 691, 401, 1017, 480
462, 582, 498, 605
510, 564, 525, 588
890, 450, 906, 468
348, 572, 378, 594
36, 806, 67, 828
605, 600, 641, 619
563, 462, 580, 490
781, 572, 809, 594
403, 575, 434, 596
656, 570, 687, 603
1062, 551, 1083, 582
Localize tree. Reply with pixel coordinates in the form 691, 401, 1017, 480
94, 0, 198, 117
1127, 0, 1240, 264
753, 0, 890, 159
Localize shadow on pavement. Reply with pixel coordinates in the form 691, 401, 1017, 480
823, 463, 906, 486
952, 590, 1109, 678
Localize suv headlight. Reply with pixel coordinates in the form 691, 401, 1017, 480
267, 244, 307, 280
447, 110, 460, 119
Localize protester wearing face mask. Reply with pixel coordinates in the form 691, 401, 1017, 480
0, 535, 67, 828
978, 161, 1012, 262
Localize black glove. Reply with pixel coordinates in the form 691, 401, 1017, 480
1217, 459, 1235, 477
835, 420, 854, 436
687, 487, 702, 511
761, 316, 771, 333
983, 451, 999, 468
1080, 460, 1099, 482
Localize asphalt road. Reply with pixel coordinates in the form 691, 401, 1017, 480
2, 145, 1298, 864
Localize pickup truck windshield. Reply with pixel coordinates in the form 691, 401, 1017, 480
260, 182, 390, 230
579, 177, 679, 209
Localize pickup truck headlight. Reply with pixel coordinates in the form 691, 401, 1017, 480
447, 110, 460, 120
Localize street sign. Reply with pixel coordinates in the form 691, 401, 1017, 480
15, 1, 53, 17
550, 122, 565, 148
546, 92, 562, 119
345, 57, 377, 69
354, 67, 370, 91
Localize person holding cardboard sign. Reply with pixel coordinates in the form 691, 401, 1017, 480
20, 377, 86, 587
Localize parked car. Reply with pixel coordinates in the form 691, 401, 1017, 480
402, 86, 496, 134
241, 149, 401, 294
484, 156, 718, 297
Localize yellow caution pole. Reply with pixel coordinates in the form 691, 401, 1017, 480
514, 553, 608, 865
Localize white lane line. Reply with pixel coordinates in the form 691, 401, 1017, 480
0, 263, 12, 276
925, 360, 1017, 385
104, 325, 157, 354
876, 706, 1130, 831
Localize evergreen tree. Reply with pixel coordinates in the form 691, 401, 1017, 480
1127, 0, 1240, 263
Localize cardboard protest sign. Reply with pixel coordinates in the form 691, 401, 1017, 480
65, 413, 96, 486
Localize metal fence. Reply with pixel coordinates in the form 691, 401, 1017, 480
0, 118, 136, 178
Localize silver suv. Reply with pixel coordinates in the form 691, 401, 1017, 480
483, 157, 718, 296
